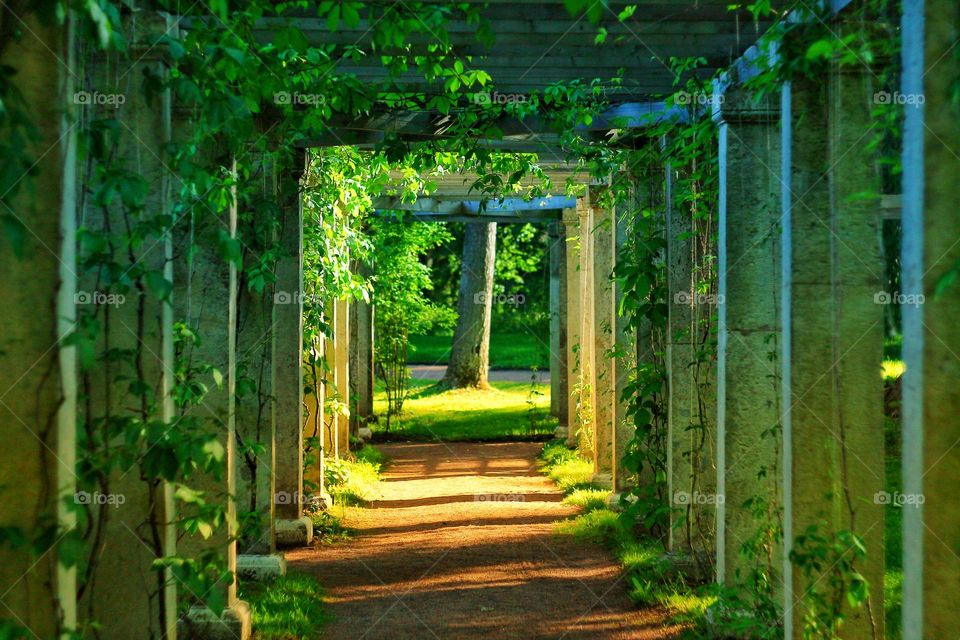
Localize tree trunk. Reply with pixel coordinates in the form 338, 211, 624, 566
443, 222, 497, 388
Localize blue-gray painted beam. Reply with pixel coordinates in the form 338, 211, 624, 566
900, 2, 924, 638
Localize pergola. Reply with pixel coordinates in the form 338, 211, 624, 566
1, 1, 957, 640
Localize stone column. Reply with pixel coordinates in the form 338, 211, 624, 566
610, 200, 635, 494
174, 159, 250, 639
563, 208, 582, 447
0, 11, 78, 637
235, 155, 287, 578
74, 14, 184, 637
549, 220, 567, 428
900, 1, 960, 638
713, 84, 782, 587
335, 297, 352, 453
591, 194, 616, 489
665, 155, 716, 567
577, 199, 596, 456
779, 68, 885, 638
350, 283, 375, 441
272, 153, 312, 548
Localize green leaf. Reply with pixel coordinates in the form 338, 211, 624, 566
146, 271, 173, 302
805, 39, 834, 61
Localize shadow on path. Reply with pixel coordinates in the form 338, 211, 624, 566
287, 442, 683, 640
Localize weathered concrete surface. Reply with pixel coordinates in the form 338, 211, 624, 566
611, 199, 636, 493
178, 602, 252, 640
0, 13, 75, 637
273, 155, 306, 523
237, 553, 287, 581
666, 171, 716, 557
76, 16, 179, 637
577, 200, 596, 458
591, 201, 616, 488
781, 72, 884, 638
236, 155, 279, 556
563, 208, 582, 448
715, 90, 782, 586
549, 220, 568, 424
349, 284, 375, 436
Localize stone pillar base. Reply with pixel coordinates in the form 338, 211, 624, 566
605, 491, 621, 511
553, 425, 569, 440
178, 601, 252, 640
237, 553, 287, 582
357, 426, 373, 442
591, 472, 612, 489
275, 516, 313, 548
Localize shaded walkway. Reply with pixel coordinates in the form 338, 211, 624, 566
287, 442, 682, 639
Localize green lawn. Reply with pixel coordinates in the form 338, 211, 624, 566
408, 331, 550, 369
373, 377, 557, 441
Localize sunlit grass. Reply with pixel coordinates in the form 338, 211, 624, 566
239, 572, 328, 640
373, 377, 556, 440
539, 440, 595, 491
882, 359, 905, 380
658, 591, 717, 623
563, 488, 610, 512
327, 455, 383, 506
555, 509, 627, 546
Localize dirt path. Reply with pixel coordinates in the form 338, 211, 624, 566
287, 442, 683, 639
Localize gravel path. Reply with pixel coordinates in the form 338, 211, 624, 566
287, 442, 682, 639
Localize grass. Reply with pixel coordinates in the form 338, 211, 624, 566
373, 377, 556, 441
238, 573, 329, 640
882, 359, 905, 381
408, 331, 550, 369
326, 453, 384, 506
538, 441, 754, 636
